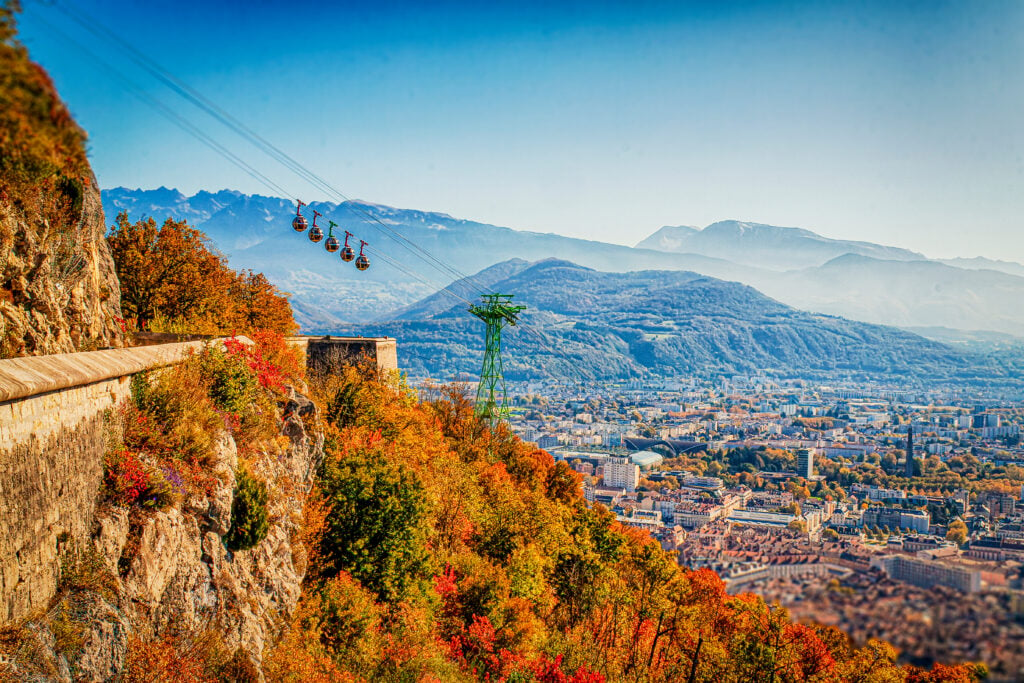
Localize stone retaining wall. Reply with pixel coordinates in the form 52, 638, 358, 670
0, 334, 394, 625
0, 339, 243, 624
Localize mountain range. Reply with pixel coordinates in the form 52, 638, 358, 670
635, 221, 924, 270
101, 187, 1024, 339
329, 259, 1021, 384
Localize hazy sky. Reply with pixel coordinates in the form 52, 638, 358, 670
17, 0, 1024, 261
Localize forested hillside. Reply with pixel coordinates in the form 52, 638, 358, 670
255, 366, 982, 682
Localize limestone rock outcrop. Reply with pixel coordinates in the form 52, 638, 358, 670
0, 178, 124, 357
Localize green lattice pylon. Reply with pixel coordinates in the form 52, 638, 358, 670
469, 294, 525, 425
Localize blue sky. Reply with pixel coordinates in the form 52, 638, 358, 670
16, 0, 1024, 261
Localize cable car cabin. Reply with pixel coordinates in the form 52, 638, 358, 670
341, 245, 355, 261
340, 231, 355, 261
355, 240, 370, 270
325, 220, 340, 252
309, 210, 323, 242
292, 199, 308, 231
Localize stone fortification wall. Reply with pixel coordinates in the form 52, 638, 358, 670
293, 335, 398, 376
0, 339, 243, 624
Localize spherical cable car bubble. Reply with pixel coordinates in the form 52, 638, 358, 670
308, 209, 324, 242
355, 239, 370, 271
291, 199, 308, 232
340, 230, 355, 262
324, 220, 340, 252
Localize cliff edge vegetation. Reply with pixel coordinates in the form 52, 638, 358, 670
0, 2, 123, 356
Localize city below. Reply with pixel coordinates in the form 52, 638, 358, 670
421, 374, 1024, 676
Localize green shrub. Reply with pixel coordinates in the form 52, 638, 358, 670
317, 448, 429, 603
200, 345, 258, 414
326, 375, 363, 429
225, 469, 269, 551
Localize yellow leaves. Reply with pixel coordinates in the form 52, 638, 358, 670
507, 543, 551, 604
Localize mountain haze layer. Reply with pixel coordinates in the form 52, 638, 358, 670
759, 254, 1024, 338
102, 188, 1024, 337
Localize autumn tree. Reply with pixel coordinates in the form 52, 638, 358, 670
946, 519, 968, 546
228, 269, 296, 335
107, 212, 296, 335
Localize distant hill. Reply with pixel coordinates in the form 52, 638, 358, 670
636, 220, 924, 270
101, 188, 1024, 338
382, 258, 532, 321
937, 256, 1024, 279
755, 254, 1024, 337
327, 259, 1018, 386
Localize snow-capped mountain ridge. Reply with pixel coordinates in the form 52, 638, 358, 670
101, 187, 1024, 337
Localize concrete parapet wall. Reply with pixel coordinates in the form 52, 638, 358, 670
0, 340, 217, 406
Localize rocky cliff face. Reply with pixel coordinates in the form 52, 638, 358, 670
0, 12, 123, 357
3, 395, 322, 680
0, 179, 124, 357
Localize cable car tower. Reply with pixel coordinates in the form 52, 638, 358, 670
470, 294, 525, 426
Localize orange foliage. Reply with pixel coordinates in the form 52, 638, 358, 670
107, 212, 297, 335
123, 633, 229, 683
905, 662, 984, 682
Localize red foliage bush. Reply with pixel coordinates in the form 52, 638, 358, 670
105, 449, 149, 506
224, 333, 298, 393
433, 565, 606, 683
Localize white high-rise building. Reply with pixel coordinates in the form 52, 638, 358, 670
604, 456, 640, 493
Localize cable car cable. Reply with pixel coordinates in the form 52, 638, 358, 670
41, 0, 595, 384
48, 0, 498, 294
44, 3, 479, 313
42, 0, 559, 309
24, 9, 298, 203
